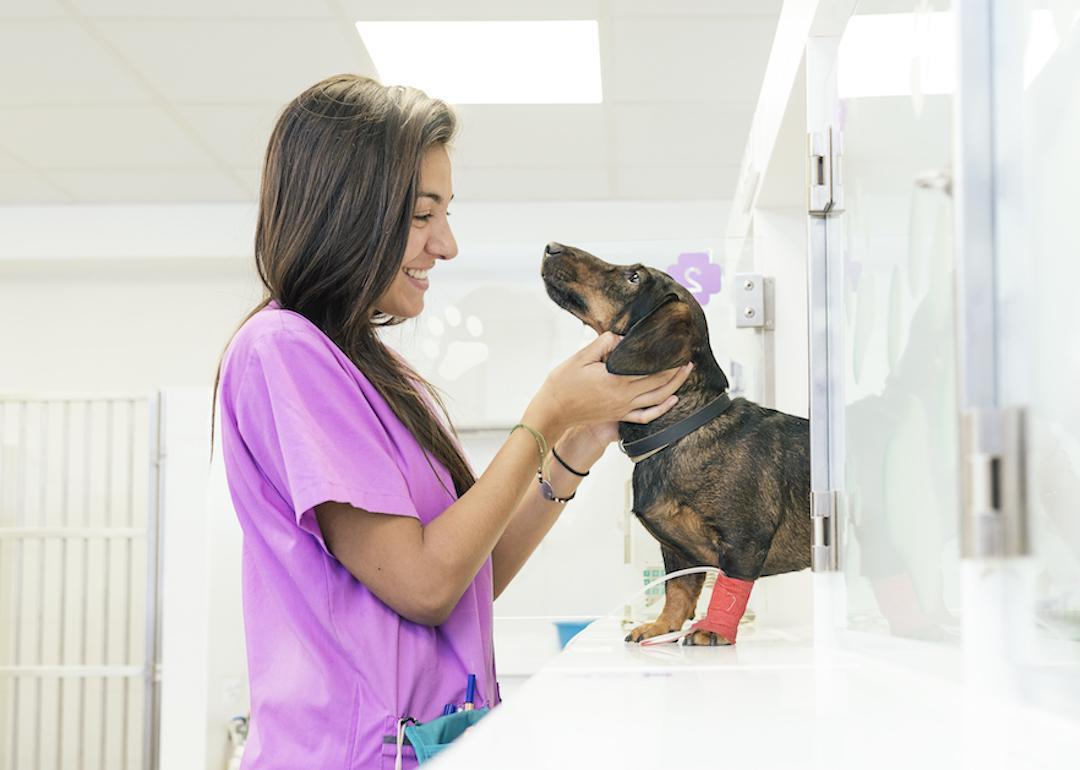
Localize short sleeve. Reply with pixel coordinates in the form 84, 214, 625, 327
228, 327, 420, 553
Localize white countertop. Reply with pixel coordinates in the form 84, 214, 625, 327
434, 617, 1080, 770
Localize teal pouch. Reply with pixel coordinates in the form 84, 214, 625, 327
404, 708, 489, 763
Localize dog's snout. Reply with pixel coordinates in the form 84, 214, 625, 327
544, 242, 564, 258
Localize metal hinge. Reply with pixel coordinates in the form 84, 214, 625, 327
808, 127, 844, 216
810, 489, 840, 572
960, 407, 1029, 558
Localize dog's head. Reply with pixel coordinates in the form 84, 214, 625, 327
541, 242, 717, 378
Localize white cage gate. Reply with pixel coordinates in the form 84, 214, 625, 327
0, 395, 162, 770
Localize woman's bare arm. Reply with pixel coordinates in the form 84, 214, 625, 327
315, 339, 690, 626
315, 417, 553, 625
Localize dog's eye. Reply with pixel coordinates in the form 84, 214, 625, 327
627, 271, 640, 284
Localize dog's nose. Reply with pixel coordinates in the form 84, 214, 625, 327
544, 242, 564, 258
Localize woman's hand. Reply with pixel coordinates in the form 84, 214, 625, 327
523, 332, 692, 443
573, 383, 685, 451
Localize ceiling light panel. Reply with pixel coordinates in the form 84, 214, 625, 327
355, 20, 603, 104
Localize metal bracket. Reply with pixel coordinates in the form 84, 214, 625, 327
808, 127, 844, 217
960, 407, 1029, 558
734, 273, 774, 329
810, 489, 840, 571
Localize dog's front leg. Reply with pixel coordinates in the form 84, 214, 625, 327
625, 546, 706, 643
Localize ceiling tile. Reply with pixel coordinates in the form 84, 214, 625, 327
48, 168, 249, 203
0, 21, 148, 105
0, 0, 67, 18
67, 0, 334, 18
608, 17, 774, 103
453, 165, 610, 201
0, 172, 72, 203
176, 103, 284, 168
0, 106, 218, 169
609, 0, 782, 16
615, 164, 740, 199
337, 1, 600, 21
0, 146, 24, 170
95, 20, 373, 104
452, 105, 608, 168
612, 102, 753, 166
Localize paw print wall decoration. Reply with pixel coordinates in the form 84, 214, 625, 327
423, 304, 488, 381
667, 251, 723, 306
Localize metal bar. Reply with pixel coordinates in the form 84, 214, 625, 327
0, 393, 154, 405
142, 394, 164, 770
807, 214, 839, 567
952, 2, 1029, 561
805, 36, 846, 575
100, 400, 114, 770
57, 403, 70, 770
78, 404, 90, 770
0, 402, 5, 770
122, 400, 135, 770
0, 402, 10, 770
34, 404, 48, 770
0, 666, 143, 678
11, 404, 27, 770
952, 0, 998, 411
0, 528, 145, 539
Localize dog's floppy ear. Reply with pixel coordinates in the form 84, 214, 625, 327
606, 297, 695, 375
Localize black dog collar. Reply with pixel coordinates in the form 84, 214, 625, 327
619, 391, 732, 463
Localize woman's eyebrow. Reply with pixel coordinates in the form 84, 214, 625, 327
417, 192, 454, 204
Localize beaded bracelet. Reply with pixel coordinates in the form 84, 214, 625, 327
511, 424, 576, 504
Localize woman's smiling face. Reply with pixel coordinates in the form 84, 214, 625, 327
375, 144, 458, 319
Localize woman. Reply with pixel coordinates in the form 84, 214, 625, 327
214, 74, 690, 770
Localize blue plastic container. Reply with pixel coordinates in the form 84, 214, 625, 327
553, 620, 593, 649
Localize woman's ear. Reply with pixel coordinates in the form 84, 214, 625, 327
605, 299, 695, 375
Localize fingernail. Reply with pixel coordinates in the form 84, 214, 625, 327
670, 395, 679, 405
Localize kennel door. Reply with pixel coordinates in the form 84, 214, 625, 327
0, 395, 162, 770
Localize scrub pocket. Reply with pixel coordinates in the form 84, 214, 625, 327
382, 709, 490, 769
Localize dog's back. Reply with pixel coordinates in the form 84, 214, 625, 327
631, 397, 811, 579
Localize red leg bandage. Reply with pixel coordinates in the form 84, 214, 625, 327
691, 576, 755, 643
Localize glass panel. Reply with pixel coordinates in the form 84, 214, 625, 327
837, 0, 961, 642
995, 1, 1080, 672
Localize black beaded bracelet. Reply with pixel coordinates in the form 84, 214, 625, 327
551, 446, 589, 477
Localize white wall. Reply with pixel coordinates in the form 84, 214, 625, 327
1, 197, 824, 767
8, 199, 799, 768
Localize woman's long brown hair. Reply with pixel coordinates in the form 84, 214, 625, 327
211, 74, 475, 497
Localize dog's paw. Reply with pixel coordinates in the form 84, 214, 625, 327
624, 621, 678, 643
682, 629, 733, 647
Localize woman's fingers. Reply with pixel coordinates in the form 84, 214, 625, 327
627, 361, 693, 407
621, 395, 679, 425
576, 331, 623, 364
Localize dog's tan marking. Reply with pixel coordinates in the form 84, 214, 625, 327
625, 570, 705, 643
574, 282, 621, 332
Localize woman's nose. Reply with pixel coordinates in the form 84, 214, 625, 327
433, 218, 458, 260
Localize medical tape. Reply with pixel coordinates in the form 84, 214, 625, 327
690, 575, 755, 642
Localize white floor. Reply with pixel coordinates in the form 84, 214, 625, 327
436, 618, 1080, 770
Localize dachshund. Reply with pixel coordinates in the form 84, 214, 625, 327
541, 242, 810, 645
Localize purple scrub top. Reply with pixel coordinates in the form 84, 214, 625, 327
219, 300, 497, 770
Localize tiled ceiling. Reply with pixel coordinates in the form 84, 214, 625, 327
0, 0, 781, 204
